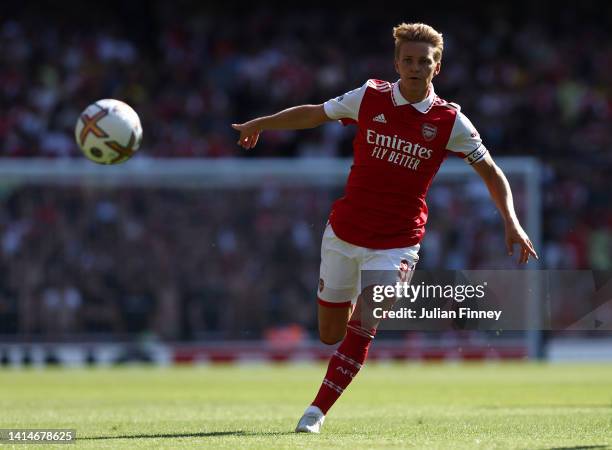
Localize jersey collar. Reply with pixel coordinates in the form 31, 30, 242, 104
392, 80, 436, 113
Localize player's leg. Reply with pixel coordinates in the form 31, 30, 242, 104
301, 248, 419, 430
306, 286, 385, 420
317, 302, 352, 345
296, 225, 358, 433
315, 224, 359, 345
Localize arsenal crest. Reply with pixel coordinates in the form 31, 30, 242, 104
421, 123, 437, 141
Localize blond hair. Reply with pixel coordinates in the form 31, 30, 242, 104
393, 23, 444, 62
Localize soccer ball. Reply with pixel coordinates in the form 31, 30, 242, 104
75, 99, 143, 164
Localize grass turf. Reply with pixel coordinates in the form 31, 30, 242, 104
0, 362, 611, 449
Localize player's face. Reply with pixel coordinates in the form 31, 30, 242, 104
394, 41, 441, 100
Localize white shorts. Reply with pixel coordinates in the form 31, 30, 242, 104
317, 224, 420, 307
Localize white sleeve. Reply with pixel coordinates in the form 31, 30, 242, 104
323, 81, 368, 121
446, 110, 488, 165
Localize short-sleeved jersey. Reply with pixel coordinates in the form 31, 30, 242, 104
323, 79, 488, 249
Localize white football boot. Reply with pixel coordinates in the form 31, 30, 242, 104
295, 405, 325, 433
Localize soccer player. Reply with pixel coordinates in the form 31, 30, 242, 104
232, 22, 538, 433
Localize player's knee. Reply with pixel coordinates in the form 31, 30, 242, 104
318, 328, 345, 345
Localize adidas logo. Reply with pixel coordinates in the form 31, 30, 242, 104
373, 114, 387, 123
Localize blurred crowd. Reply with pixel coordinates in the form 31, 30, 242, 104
0, 2, 611, 339
0, 182, 531, 339
0, 186, 327, 339
1, 2, 611, 160
1, 179, 606, 339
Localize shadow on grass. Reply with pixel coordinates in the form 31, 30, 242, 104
80, 431, 295, 440
543, 446, 610, 450
482, 404, 612, 410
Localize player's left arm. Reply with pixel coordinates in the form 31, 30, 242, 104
446, 108, 538, 264
471, 153, 539, 264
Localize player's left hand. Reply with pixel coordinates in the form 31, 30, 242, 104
505, 222, 538, 264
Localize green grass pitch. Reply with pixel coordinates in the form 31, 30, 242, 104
1, 362, 611, 449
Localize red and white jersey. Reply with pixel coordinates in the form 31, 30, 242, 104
324, 79, 488, 249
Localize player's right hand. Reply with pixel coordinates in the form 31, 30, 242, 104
232, 121, 261, 149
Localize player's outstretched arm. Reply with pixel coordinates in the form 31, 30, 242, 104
471, 153, 539, 264
232, 104, 332, 149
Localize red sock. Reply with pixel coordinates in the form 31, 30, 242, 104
312, 320, 376, 414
